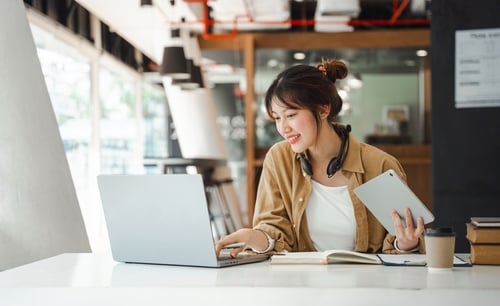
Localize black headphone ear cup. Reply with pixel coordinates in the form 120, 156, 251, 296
326, 126, 350, 177
326, 157, 340, 177
299, 154, 313, 176
300, 125, 350, 178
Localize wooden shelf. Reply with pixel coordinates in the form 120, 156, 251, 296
199, 29, 430, 50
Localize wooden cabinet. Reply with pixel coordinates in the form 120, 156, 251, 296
199, 29, 431, 224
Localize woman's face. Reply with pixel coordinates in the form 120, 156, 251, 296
270, 99, 318, 153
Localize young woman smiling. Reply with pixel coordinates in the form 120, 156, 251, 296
216, 59, 425, 257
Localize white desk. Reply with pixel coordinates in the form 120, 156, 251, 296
1, 253, 500, 306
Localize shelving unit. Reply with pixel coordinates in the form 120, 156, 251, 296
199, 29, 431, 224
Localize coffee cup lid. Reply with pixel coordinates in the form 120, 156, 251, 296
425, 227, 455, 237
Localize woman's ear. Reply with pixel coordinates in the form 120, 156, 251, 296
319, 105, 331, 119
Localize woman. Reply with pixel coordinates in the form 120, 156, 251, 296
216, 59, 425, 257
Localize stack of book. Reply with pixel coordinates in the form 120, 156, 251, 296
466, 217, 500, 265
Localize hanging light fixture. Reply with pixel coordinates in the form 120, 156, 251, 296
160, 28, 190, 79
160, 46, 189, 79
167, 60, 203, 90
187, 59, 204, 88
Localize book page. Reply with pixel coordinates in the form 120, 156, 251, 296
271, 250, 381, 265
326, 250, 381, 264
271, 252, 327, 264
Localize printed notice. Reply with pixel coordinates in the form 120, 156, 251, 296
455, 28, 500, 108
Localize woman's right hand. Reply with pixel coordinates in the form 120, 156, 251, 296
215, 228, 269, 258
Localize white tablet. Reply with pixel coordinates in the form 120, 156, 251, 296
353, 169, 434, 235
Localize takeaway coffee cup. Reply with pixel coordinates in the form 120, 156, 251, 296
424, 227, 456, 271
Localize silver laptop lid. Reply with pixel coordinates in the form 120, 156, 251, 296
97, 174, 220, 267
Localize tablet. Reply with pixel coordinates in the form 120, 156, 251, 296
353, 169, 434, 235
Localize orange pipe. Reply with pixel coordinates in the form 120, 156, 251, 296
182, 0, 243, 40
180, 0, 428, 40
389, 0, 411, 24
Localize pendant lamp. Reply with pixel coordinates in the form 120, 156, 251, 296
160, 28, 190, 79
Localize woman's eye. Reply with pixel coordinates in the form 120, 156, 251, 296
287, 113, 296, 118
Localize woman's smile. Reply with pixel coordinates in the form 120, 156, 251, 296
287, 134, 300, 145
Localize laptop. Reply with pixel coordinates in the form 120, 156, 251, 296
97, 174, 269, 268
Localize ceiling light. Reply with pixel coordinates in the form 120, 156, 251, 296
187, 59, 204, 88
166, 60, 204, 90
267, 59, 279, 68
338, 89, 348, 100
416, 49, 428, 57
293, 52, 306, 60
160, 28, 190, 79
160, 46, 190, 79
404, 59, 417, 67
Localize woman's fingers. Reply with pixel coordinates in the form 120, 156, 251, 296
391, 209, 404, 234
405, 207, 414, 229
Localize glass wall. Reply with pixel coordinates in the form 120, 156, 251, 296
30, 19, 168, 253
99, 68, 142, 174
254, 48, 427, 148
143, 83, 168, 160
201, 49, 248, 218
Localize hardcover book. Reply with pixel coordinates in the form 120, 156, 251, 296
470, 244, 500, 265
466, 223, 500, 244
470, 217, 500, 228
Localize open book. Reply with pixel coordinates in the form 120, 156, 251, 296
270, 251, 472, 266
270, 250, 382, 265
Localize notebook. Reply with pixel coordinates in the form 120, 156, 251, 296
97, 174, 269, 268
353, 169, 435, 235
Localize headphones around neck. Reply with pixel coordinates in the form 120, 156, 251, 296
299, 124, 351, 178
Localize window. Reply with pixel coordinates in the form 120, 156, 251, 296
30, 19, 163, 253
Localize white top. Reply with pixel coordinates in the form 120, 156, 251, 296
306, 181, 356, 251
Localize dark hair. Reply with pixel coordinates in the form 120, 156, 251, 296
264, 59, 348, 127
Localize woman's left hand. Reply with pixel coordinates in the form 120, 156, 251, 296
391, 207, 425, 251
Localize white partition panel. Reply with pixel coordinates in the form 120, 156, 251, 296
163, 79, 227, 159
0, 1, 90, 271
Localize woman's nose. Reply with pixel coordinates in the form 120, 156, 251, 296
278, 120, 290, 134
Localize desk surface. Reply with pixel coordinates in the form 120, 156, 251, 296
2, 253, 500, 306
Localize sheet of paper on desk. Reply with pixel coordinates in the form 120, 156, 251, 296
377, 254, 471, 266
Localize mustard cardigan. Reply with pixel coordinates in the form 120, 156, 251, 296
252, 133, 425, 254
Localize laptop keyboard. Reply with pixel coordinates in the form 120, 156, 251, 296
218, 250, 268, 262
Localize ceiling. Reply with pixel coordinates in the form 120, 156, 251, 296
74, 0, 430, 76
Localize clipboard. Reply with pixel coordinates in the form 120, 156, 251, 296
353, 169, 435, 235
377, 254, 472, 267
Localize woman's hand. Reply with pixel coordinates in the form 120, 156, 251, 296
391, 207, 425, 251
215, 228, 269, 258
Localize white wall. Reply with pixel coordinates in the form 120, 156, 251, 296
0, 1, 90, 271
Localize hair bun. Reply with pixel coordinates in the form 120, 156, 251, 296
319, 59, 348, 83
